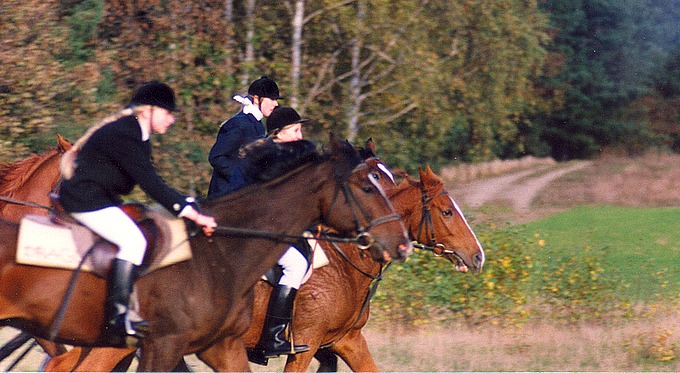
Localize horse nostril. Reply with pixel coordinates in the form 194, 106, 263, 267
473, 252, 484, 267
398, 243, 412, 256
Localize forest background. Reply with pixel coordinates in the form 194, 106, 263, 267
0, 0, 678, 197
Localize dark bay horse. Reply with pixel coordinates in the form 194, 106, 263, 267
0, 137, 411, 371
40, 140, 484, 372
0, 134, 71, 222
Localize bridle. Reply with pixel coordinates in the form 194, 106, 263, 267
413, 186, 464, 264
330, 163, 402, 250
212, 163, 402, 250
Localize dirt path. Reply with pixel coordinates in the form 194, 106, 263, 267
449, 160, 592, 223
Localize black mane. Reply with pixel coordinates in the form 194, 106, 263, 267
241, 139, 320, 182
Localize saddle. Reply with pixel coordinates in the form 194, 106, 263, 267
16, 203, 193, 278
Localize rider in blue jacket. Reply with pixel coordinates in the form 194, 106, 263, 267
208, 76, 281, 197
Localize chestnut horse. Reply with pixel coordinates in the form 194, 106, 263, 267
0, 135, 72, 363
0, 134, 71, 222
0, 137, 411, 371
40, 140, 484, 372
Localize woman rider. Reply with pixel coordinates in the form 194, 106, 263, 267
251, 106, 312, 360
59, 81, 217, 347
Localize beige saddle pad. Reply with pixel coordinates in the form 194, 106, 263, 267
16, 206, 192, 272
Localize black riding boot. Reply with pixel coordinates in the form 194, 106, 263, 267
258, 285, 309, 359
105, 258, 149, 347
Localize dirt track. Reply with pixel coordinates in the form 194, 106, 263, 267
452, 161, 592, 211
447, 160, 594, 224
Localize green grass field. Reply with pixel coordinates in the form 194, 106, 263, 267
521, 205, 680, 302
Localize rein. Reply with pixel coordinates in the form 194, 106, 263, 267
0, 195, 54, 212
210, 225, 373, 246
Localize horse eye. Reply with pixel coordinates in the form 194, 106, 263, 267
370, 172, 380, 180
442, 209, 454, 217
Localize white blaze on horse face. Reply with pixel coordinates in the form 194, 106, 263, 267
376, 163, 396, 185
450, 195, 485, 269
367, 172, 409, 239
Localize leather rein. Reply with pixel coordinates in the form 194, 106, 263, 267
211, 163, 402, 249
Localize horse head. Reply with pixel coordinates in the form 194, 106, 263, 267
322, 136, 411, 263
355, 138, 485, 274
412, 165, 485, 273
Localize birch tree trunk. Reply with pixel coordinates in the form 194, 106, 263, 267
290, 0, 304, 109
346, 0, 366, 143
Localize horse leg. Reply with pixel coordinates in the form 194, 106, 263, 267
34, 337, 67, 357
313, 348, 339, 372
137, 338, 187, 372
196, 337, 250, 372
42, 346, 136, 372
282, 346, 321, 372
328, 330, 379, 372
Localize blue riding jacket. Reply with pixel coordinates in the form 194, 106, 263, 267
208, 111, 265, 197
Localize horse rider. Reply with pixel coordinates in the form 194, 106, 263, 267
209, 105, 312, 359
207, 76, 281, 197
248, 106, 312, 359
59, 81, 217, 347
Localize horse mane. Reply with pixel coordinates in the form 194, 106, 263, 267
209, 137, 361, 203
0, 148, 60, 197
241, 139, 321, 183
389, 168, 444, 200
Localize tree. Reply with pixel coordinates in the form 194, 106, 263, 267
535, 0, 678, 159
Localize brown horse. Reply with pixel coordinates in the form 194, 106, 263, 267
0, 137, 411, 371
0, 134, 71, 222
0, 135, 72, 361
40, 140, 484, 372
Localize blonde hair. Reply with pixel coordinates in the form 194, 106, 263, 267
61, 106, 146, 179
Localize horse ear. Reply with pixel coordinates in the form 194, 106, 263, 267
425, 164, 435, 176
56, 134, 73, 152
329, 133, 340, 149
419, 164, 442, 189
365, 138, 376, 155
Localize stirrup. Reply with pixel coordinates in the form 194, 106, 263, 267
108, 313, 149, 348
263, 342, 310, 358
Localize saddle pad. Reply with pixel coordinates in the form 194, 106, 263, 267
16, 209, 192, 272
261, 231, 329, 285
17, 214, 96, 270
147, 204, 193, 268
307, 231, 329, 269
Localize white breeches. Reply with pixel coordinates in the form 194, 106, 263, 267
277, 246, 308, 289
71, 206, 147, 266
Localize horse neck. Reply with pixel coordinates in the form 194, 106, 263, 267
322, 240, 381, 289
0, 151, 61, 221
194, 161, 333, 295
387, 183, 424, 239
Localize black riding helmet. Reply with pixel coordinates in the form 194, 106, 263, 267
248, 76, 283, 100
128, 81, 179, 112
266, 106, 309, 135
